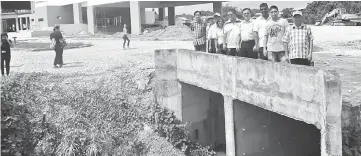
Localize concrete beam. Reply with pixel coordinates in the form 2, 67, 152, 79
0, 1, 2, 33
168, 7, 175, 26
87, 6, 95, 35
140, 8, 146, 24
130, 1, 141, 34
224, 96, 236, 156
73, 3, 83, 24
19, 18, 23, 31
158, 8, 165, 21
15, 18, 19, 32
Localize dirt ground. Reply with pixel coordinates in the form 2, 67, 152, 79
9, 26, 361, 107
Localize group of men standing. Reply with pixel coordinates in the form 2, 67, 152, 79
190, 3, 314, 66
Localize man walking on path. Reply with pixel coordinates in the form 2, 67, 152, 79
239, 8, 257, 58
224, 9, 242, 56
263, 5, 289, 62
253, 3, 271, 60
207, 13, 222, 53
50, 25, 65, 68
283, 10, 314, 66
191, 11, 207, 52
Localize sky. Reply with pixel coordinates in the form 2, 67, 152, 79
34, 0, 312, 15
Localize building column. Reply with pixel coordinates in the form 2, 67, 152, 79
213, 2, 223, 16
25, 17, 29, 30
87, 6, 95, 35
73, 3, 83, 24
158, 8, 164, 21
168, 7, 175, 26
223, 96, 236, 156
15, 18, 20, 32
0, 1, 2, 33
130, 1, 141, 34
19, 18, 23, 31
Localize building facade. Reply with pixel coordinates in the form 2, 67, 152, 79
1, 1, 35, 33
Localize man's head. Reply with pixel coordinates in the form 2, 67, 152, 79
269, 5, 279, 19
227, 9, 237, 21
213, 12, 221, 19
53, 25, 60, 32
292, 10, 304, 25
1, 33, 8, 40
259, 3, 269, 16
242, 8, 252, 21
194, 11, 202, 21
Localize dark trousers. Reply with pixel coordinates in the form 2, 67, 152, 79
239, 40, 257, 59
258, 47, 268, 60
208, 39, 217, 53
226, 48, 237, 56
123, 35, 130, 48
54, 45, 63, 66
194, 44, 206, 52
290, 58, 311, 66
217, 44, 225, 54
1, 54, 11, 75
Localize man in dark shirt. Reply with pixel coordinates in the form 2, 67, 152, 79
50, 25, 64, 68
1, 33, 14, 76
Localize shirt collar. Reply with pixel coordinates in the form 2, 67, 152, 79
258, 15, 271, 21
242, 19, 253, 23
292, 24, 306, 29
225, 18, 241, 24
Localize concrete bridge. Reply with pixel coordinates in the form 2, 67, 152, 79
154, 49, 342, 156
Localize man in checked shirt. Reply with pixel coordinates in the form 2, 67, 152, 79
283, 10, 314, 66
191, 11, 207, 52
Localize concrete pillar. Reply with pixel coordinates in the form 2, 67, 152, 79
140, 8, 146, 24
168, 7, 175, 26
213, 2, 223, 16
158, 8, 164, 21
19, 18, 23, 31
130, 1, 141, 34
87, 6, 95, 35
73, 3, 83, 24
223, 96, 235, 156
15, 18, 20, 32
25, 17, 29, 30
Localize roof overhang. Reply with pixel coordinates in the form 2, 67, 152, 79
92, 1, 227, 8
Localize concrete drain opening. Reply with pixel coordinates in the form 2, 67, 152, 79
181, 83, 226, 153
234, 100, 320, 156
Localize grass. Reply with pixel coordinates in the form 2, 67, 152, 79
14, 42, 93, 51
1, 65, 215, 156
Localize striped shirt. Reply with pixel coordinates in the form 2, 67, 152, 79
191, 20, 207, 45
224, 19, 242, 48
282, 24, 314, 59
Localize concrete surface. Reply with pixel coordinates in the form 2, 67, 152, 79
154, 49, 342, 156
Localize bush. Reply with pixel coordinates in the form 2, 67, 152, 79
1, 72, 216, 156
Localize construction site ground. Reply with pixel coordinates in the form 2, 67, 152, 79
10, 25, 361, 107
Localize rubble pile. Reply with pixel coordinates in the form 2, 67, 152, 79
143, 24, 193, 41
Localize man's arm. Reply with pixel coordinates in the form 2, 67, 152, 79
282, 28, 290, 61
7, 39, 14, 48
253, 22, 259, 50
308, 27, 314, 61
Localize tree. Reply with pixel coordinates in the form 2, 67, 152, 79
281, 8, 294, 18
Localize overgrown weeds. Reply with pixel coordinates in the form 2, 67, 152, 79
1, 72, 215, 156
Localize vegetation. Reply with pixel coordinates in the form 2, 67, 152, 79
1, 71, 216, 156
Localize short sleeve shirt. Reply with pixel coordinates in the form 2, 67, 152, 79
264, 18, 289, 52
50, 31, 63, 45
191, 20, 207, 45
240, 19, 255, 41
253, 16, 271, 47
1, 40, 12, 54
223, 19, 242, 48
282, 24, 314, 59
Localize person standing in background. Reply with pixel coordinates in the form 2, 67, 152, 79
123, 24, 130, 49
264, 5, 289, 62
191, 11, 207, 52
223, 9, 242, 56
50, 25, 65, 68
1, 33, 14, 76
253, 3, 271, 60
283, 11, 314, 66
239, 8, 257, 58
207, 13, 222, 53
215, 18, 226, 54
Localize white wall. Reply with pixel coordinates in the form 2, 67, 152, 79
47, 5, 74, 27
32, 6, 49, 30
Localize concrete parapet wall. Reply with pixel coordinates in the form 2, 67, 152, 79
154, 49, 343, 156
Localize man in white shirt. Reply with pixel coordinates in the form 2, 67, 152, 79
207, 13, 221, 53
224, 9, 242, 56
264, 5, 289, 62
253, 3, 271, 60
240, 8, 257, 58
